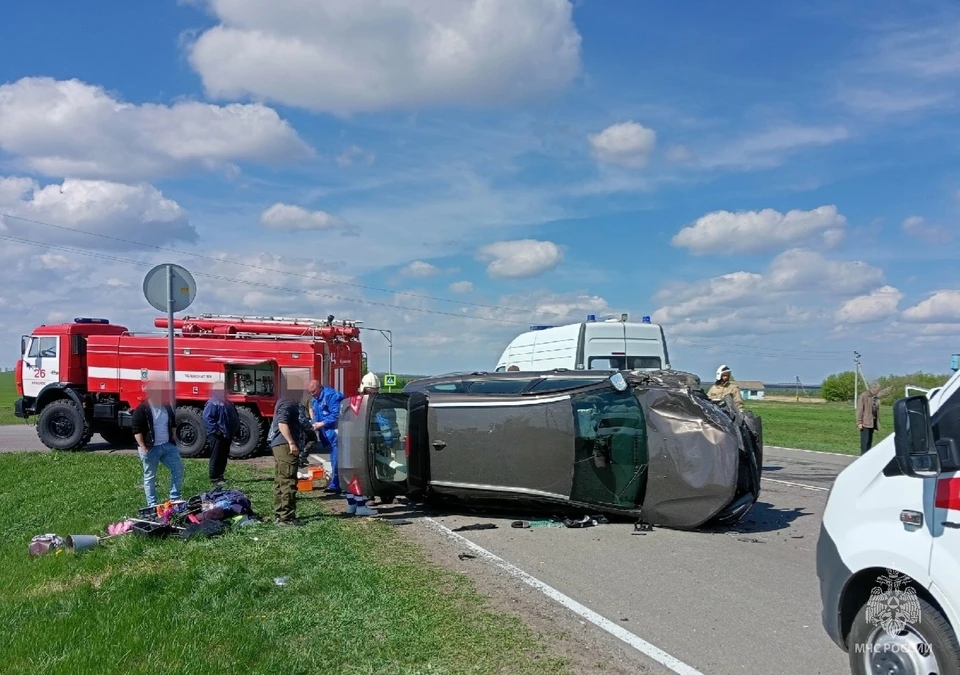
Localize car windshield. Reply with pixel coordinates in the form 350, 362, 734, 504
588, 356, 661, 370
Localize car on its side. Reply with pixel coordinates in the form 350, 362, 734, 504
337, 369, 763, 528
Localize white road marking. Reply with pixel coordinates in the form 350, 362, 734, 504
765, 445, 858, 459
761, 477, 830, 492
424, 517, 707, 675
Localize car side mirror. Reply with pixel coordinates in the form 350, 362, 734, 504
610, 372, 628, 392
893, 395, 941, 478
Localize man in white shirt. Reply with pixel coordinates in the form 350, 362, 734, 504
131, 381, 183, 507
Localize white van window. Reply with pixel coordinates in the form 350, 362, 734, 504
934, 388, 960, 471
589, 356, 661, 370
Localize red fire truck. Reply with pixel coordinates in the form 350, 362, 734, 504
14, 314, 364, 458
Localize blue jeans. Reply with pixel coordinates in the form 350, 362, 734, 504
139, 442, 184, 507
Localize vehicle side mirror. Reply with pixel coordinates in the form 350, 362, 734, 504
21, 336, 28, 357
893, 395, 941, 478
610, 372, 628, 392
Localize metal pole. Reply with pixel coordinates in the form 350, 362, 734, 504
166, 265, 176, 402
853, 351, 860, 410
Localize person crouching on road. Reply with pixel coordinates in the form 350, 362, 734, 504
707, 364, 744, 411
131, 380, 183, 508
345, 372, 384, 517
308, 379, 345, 495
203, 381, 240, 487
269, 377, 306, 526
857, 381, 881, 455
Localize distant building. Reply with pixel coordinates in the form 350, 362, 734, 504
737, 381, 765, 400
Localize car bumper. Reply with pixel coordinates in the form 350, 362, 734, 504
816, 521, 852, 650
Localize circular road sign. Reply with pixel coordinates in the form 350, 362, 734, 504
143, 263, 197, 313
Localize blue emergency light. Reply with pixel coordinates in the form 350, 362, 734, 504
586, 314, 596, 322
953, 354, 959, 372
74, 317, 109, 324
642, 316, 651, 323
529, 325, 554, 331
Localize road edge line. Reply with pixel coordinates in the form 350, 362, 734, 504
761, 477, 830, 492
765, 444, 857, 458
423, 517, 707, 675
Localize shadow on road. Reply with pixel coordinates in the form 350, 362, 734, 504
718, 501, 810, 534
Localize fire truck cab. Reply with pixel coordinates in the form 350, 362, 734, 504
14, 315, 365, 459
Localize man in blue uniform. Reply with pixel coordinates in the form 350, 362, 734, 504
308, 379, 344, 493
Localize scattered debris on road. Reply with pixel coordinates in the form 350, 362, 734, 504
452, 523, 498, 532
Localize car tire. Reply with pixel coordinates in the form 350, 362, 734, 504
175, 406, 208, 458
36, 399, 90, 451
848, 594, 960, 675
230, 407, 266, 459
98, 427, 136, 448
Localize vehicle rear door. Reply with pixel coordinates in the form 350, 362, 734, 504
21, 335, 61, 397
338, 392, 424, 499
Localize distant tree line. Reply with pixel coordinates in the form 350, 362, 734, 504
820, 371, 952, 405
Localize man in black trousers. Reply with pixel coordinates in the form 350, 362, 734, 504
203, 381, 240, 486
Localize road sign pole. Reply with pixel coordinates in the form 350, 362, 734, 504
166, 264, 176, 402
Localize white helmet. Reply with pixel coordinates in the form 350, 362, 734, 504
716, 364, 731, 380
360, 372, 380, 392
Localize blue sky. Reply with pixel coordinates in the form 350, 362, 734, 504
0, 0, 958, 384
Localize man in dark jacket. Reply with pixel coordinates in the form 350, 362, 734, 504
203, 381, 240, 486
857, 381, 882, 454
267, 374, 306, 526
131, 380, 183, 507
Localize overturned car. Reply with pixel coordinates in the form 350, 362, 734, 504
338, 369, 763, 529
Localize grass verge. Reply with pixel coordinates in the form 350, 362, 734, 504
745, 400, 894, 454
0, 371, 23, 426
0, 452, 566, 675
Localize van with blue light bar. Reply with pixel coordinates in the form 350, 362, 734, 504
494, 314, 670, 373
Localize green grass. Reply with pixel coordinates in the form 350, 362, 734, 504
0, 453, 567, 675
745, 399, 894, 454
0, 371, 22, 426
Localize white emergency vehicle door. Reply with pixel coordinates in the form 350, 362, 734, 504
927, 384, 960, 596
21, 335, 60, 397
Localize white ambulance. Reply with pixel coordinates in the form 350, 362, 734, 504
494, 314, 670, 372
817, 367, 960, 674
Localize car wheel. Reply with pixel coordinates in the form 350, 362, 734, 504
36, 399, 89, 451
849, 595, 960, 675
230, 407, 266, 459
175, 406, 208, 458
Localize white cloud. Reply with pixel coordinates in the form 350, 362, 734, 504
477, 239, 563, 279
672, 205, 848, 256
186, 0, 582, 115
400, 261, 441, 278
698, 125, 849, 170
0, 77, 313, 181
336, 145, 376, 168
449, 280, 474, 294
902, 215, 953, 244
259, 203, 356, 234
652, 249, 884, 336
835, 286, 903, 324
0, 176, 196, 248
588, 122, 657, 168
902, 290, 960, 323
665, 144, 695, 164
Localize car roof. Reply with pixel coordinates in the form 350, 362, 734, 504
403, 369, 609, 393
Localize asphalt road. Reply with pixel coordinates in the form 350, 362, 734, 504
1, 424, 855, 675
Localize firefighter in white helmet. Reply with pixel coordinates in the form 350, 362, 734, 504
707, 364, 744, 411
345, 372, 383, 517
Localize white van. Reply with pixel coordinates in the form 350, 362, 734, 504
494, 314, 670, 372
817, 368, 960, 673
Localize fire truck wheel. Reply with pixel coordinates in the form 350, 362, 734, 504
230, 407, 266, 460
36, 399, 90, 451
175, 406, 209, 458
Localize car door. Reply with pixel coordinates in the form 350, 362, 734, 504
427, 383, 577, 500
928, 384, 960, 596
568, 385, 648, 510
338, 391, 424, 499
22, 335, 61, 397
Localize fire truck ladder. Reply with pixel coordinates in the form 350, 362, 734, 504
195, 313, 362, 328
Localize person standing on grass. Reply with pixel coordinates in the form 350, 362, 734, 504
268, 375, 306, 526
857, 381, 881, 455
131, 380, 183, 508
307, 379, 345, 495
707, 364, 744, 411
203, 381, 240, 487
343, 372, 384, 517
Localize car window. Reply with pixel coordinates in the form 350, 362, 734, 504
38, 338, 58, 358
588, 356, 661, 370
27, 338, 40, 358
466, 380, 529, 395
529, 378, 606, 393
570, 388, 648, 508
425, 382, 466, 393
933, 387, 960, 471
369, 394, 409, 483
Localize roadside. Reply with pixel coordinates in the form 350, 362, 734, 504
745, 399, 892, 454
0, 452, 586, 675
